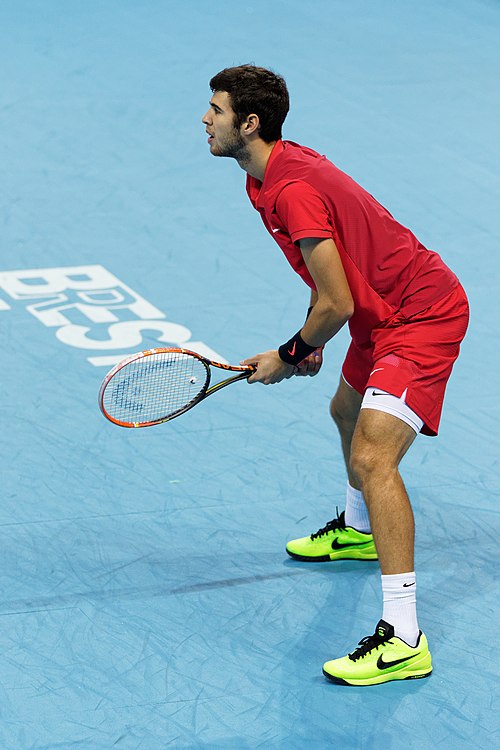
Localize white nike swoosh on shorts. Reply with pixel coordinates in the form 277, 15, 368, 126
370, 368, 384, 375
272, 227, 280, 233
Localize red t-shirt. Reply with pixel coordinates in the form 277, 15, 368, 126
246, 140, 458, 346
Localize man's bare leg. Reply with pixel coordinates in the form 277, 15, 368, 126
322, 406, 432, 685
285, 376, 376, 562
349, 408, 416, 573
329, 376, 363, 490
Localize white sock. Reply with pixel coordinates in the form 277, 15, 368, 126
381, 572, 419, 647
344, 482, 371, 533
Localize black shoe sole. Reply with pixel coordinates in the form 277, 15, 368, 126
286, 550, 332, 562
322, 669, 432, 686
286, 549, 378, 562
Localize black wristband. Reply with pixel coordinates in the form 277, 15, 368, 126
278, 330, 317, 366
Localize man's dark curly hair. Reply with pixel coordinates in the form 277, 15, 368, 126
209, 64, 289, 143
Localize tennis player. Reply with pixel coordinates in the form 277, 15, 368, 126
202, 65, 469, 686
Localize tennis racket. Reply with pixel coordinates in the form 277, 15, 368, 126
98, 347, 256, 428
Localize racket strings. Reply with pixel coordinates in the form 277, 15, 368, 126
103, 352, 208, 424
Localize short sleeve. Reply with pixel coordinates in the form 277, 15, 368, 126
275, 181, 334, 244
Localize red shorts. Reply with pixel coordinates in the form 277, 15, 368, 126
341, 283, 469, 436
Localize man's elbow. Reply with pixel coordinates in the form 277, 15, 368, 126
315, 295, 354, 329
328, 298, 354, 324
341, 299, 354, 322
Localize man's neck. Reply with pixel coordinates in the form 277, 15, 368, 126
237, 139, 277, 182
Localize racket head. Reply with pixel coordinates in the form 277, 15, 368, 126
98, 348, 211, 427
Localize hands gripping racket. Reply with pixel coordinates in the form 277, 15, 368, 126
98, 348, 255, 428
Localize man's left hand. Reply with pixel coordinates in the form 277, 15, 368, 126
294, 346, 324, 377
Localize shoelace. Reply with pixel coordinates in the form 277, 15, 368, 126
348, 632, 393, 662
310, 508, 345, 540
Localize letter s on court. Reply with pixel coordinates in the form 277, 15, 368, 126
56, 320, 192, 350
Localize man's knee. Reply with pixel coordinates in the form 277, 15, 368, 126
349, 442, 380, 487
329, 395, 343, 425
329, 379, 362, 432
330, 395, 357, 433
349, 410, 417, 486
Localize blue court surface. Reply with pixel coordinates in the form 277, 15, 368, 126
1, 1, 499, 748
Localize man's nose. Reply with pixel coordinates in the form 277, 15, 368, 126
202, 110, 211, 125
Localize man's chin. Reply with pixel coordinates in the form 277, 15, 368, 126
209, 145, 229, 158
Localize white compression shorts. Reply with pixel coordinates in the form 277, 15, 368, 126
360, 386, 424, 434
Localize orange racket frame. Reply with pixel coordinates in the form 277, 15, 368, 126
98, 347, 255, 428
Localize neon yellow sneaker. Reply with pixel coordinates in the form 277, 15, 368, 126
323, 620, 432, 686
286, 510, 377, 561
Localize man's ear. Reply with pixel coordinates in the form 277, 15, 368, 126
242, 113, 260, 136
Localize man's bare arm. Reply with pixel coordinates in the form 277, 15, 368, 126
299, 237, 354, 347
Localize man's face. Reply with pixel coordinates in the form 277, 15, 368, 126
202, 91, 247, 159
